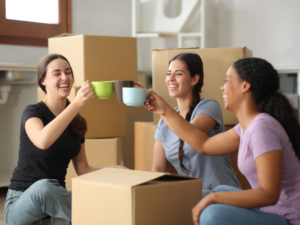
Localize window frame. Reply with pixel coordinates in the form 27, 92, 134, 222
0, 0, 71, 46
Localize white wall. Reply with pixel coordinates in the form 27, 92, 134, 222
0, 44, 47, 64
205, 0, 300, 67
72, 0, 131, 36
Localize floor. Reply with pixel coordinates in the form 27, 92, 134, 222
0, 187, 7, 225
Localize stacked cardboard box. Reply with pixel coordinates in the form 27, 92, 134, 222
47, 34, 138, 138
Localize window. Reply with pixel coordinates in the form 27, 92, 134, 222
0, 0, 71, 46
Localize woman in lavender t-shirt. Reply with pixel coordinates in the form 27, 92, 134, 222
145, 57, 300, 225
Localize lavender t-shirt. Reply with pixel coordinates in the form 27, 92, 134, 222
234, 113, 300, 225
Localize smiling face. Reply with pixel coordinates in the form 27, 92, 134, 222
42, 58, 74, 99
166, 59, 199, 99
221, 66, 245, 112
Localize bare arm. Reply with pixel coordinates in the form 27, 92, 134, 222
151, 140, 168, 172
72, 143, 103, 175
192, 150, 282, 225
146, 90, 240, 155
25, 81, 95, 149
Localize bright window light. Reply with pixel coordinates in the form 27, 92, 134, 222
5, 0, 59, 24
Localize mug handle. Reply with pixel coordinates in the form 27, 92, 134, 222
145, 90, 151, 102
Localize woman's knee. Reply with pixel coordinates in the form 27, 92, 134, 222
27, 179, 60, 198
200, 204, 230, 225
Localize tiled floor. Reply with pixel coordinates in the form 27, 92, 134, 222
0, 187, 7, 225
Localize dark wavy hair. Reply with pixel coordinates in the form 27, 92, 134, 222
37, 53, 87, 139
234, 57, 300, 160
169, 52, 204, 174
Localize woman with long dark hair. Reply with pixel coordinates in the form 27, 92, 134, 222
3, 53, 127, 225
145, 57, 300, 225
150, 52, 240, 197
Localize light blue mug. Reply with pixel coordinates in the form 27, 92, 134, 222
122, 87, 150, 106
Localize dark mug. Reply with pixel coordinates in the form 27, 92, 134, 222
113, 80, 140, 103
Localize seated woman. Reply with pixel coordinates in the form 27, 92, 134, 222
4, 54, 127, 225
145, 57, 300, 225
150, 53, 240, 196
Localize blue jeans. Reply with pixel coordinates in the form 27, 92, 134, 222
199, 185, 291, 225
4, 179, 71, 225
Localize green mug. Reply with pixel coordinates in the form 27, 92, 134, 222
89, 81, 115, 99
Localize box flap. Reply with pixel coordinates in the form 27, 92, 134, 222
73, 168, 170, 188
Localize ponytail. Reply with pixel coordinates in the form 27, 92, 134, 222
234, 57, 300, 161
169, 52, 204, 174
178, 91, 201, 174
258, 92, 300, 160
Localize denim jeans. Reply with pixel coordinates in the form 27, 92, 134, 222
199, 185, 291, 225
4, 179, 71, 225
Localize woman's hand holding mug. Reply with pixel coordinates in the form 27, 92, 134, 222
74, 80, 95, 108
141, 87, 169, 116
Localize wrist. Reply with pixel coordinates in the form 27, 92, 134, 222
162, 104, 173, 117
208, 192, 217, 204
69, 99, 83, 113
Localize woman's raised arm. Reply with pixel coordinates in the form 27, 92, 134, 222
25, 81, 95, 150
145, 89, 239, 156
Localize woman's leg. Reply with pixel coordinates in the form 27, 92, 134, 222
199, 185, 290, 225
200, 204, 290, 225
4, 179, 71, 225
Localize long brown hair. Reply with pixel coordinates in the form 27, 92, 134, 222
169, 53, 204, 174
37, 53, 87, 139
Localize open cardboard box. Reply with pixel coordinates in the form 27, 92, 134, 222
72, 168, 202, 225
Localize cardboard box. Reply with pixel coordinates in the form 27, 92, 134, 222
72, 168, 202, 225
65, 138, 121, 191
48, 34, 137, 87
122, 107, 152, 169
38, 87, 126, 138
134, 122, 177, 174
152, 47, 252, 125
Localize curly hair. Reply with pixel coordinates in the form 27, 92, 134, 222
37, 53, 87, 139
169, 53, 204, 174
234, 57, 300, 160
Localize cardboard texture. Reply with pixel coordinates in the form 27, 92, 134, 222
65, 138, 120, 191
122, 107, 152, 169
152, 47, 252, 125
135, 122, 251, 190
48, 34, 137, 87
72, 168, 202, 225
38, 87, 127, 138
134, 122, 177, 174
